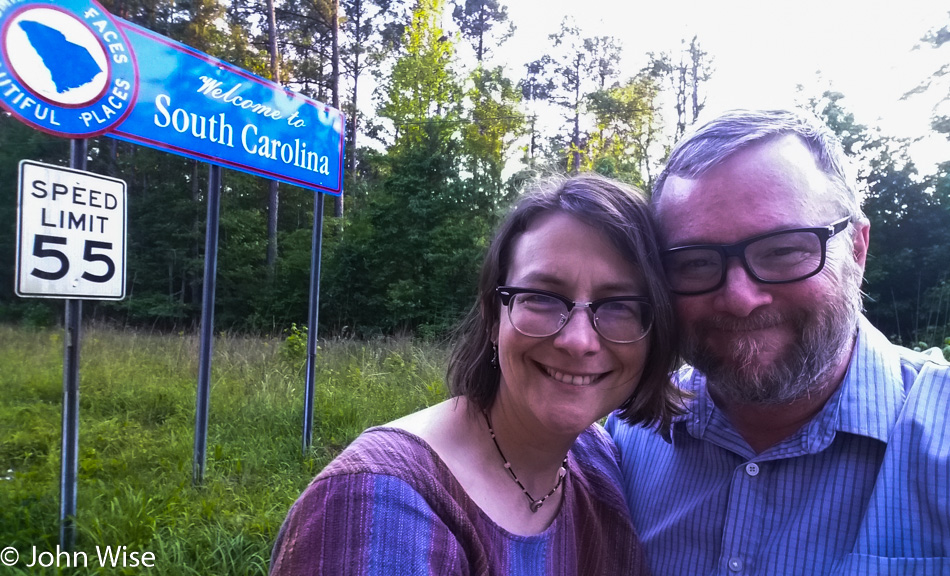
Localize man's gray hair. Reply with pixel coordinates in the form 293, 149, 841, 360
652, 108, 865, 220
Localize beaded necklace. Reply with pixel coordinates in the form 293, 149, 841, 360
483, 410, 568, 513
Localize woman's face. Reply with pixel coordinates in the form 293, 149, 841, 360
494, 211, 650, 437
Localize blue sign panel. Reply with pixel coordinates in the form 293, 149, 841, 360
112, 22, 344, 194
0, 0, 344, 194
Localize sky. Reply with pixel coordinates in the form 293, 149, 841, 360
496, 0, 950, 168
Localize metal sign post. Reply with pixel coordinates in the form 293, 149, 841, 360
193, 165, 222, 485
60, 298, 81, 551
60, 138, 86, 551
302, 193, 325, 453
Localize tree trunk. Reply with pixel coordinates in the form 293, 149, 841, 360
571, 56, 581, 173
265, 0, 280, 275
476, 5, 485, 62
348, 0, 361, 180
332, 0, 343, 218
689, 36, 703, 124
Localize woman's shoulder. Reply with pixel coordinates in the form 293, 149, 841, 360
318, 426, 443, 480
272, 428, 471, 575
567, 423, 627, 504
292, 427, 462, 535
571, 423, 621, 468
563, 424, 646, 571
321, 400, 466, 478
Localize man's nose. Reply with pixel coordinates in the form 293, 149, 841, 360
712, 259, 773, 316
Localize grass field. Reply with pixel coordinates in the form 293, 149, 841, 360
0, 323, 449, 575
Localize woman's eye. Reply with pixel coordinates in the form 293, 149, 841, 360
516, 294, 561, 310
598, 302, 638, 319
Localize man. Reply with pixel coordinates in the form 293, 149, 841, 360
606, 109, 950, 575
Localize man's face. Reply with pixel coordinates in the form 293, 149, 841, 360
657, 135, 869, 405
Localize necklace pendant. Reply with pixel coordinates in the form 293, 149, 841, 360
483, 410, 568, 515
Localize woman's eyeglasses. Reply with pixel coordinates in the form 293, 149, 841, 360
496, 286, 653, 344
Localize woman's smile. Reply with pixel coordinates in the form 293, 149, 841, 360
539, 362, 608, 386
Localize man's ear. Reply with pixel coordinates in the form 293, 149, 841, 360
851, 217, 870, 271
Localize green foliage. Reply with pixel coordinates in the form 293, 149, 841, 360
643, 36, 714, 141
278, 0, 337, 101
452, 0, 514, 62
1, 0, 944, 350
378, 0, 462, 149
279, 323, 309, 364
0, 0, 679, 339
322, 125, 487, 336
0, 324, 448, 574
523, 19, 623, 172
462, 66, 525, 195
808, 92, 950, 345
586, 73, 666, 190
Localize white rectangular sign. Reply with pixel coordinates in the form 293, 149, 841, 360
16, 160, 127, 300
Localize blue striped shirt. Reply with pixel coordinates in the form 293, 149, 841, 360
606, 315, 950, 576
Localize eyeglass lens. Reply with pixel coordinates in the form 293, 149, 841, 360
664, 229, 825, 294
507, 292, 651, 343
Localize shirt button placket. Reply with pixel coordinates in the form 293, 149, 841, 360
720, 460, 762, 575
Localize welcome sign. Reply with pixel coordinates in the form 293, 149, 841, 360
0, 0, 345, 194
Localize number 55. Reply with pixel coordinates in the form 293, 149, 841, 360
31, 235, 116, 283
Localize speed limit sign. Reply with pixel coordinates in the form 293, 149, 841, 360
16, 160, 127, 300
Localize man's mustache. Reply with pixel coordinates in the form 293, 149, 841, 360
693, 311, 791, 333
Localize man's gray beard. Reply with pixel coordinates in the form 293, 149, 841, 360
683, 273, 862, 406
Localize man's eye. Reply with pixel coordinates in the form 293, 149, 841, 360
671, 256, 719, 275
759, 244, 814, 262
767, 248, 802, 257
683, 258, 717, 269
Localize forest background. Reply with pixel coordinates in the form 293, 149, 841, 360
1, 0, 950, 349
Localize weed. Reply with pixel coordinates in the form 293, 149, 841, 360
0, 324, 449, 574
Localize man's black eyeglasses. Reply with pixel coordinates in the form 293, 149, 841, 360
662, 217, 852, 296
496, 286, 653, 344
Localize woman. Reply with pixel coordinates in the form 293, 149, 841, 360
270, 174, 680, 575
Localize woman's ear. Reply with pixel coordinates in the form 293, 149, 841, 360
481, 299, 500, 343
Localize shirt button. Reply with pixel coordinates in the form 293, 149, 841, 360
728, 557, 743, 572
745, 462, 760, 476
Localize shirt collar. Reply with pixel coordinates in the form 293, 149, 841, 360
833, 315, 906, 444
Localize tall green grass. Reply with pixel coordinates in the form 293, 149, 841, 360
0, 324, 448, 574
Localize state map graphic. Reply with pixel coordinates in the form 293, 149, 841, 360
17, 20, 102, 93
